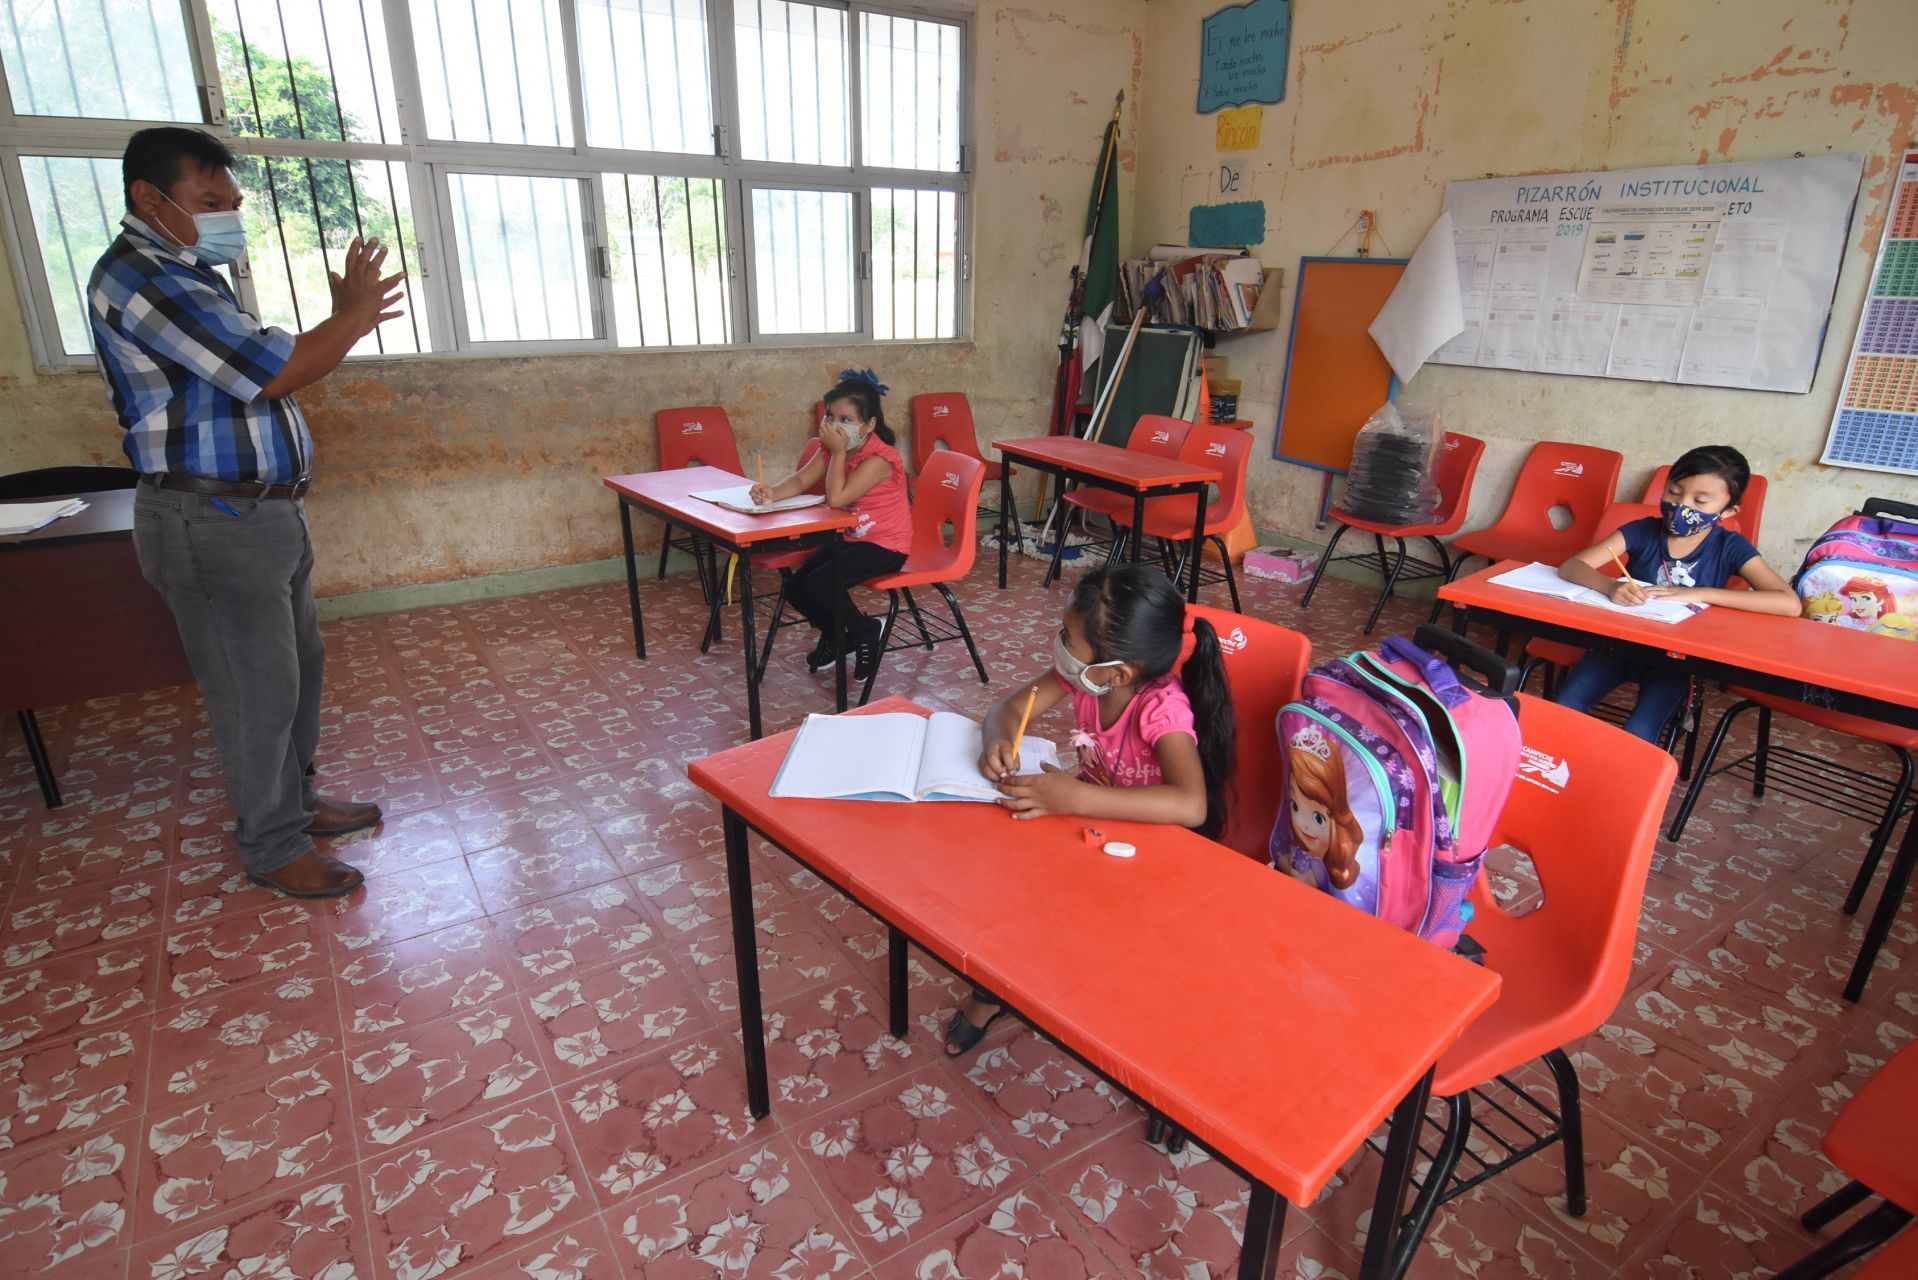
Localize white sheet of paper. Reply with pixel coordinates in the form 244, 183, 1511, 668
1367, 209, 1466, 385
1489, 561, 1704, 625
690, 485, 826, 515
0, 498, 88, 535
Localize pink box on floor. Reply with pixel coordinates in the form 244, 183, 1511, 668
1244, 547, 1317, 582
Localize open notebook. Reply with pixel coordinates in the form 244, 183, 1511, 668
770, 711, 1060, 803
1489, 561, 1707, 625
691, 485, 825, 515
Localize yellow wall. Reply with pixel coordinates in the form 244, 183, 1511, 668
0, 0, 1148, 596
1135, 0, 1918, 564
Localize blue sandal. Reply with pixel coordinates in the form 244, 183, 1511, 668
943, 996, 1006, 1056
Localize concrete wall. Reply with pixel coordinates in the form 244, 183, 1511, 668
1134, 0, 1918, 566
0, 0, 1148, 597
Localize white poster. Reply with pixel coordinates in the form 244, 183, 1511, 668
1577, 204, 1720, 307
1439, 155, 1863, 392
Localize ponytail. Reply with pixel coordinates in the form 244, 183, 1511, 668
1181, 617, 1236, 840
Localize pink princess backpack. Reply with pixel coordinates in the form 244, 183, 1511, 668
1795, 499, 1918, 640
1269, 629, 1521, 950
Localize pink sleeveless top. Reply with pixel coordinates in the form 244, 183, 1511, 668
841, 436, 913, 554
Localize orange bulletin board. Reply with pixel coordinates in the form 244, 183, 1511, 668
1273, 257, 1408, 473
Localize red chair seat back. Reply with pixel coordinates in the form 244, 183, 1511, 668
909, 393, 987, 474
1431, 433, 1487, 532
1181, 606, 1312, 860
898, 450, 984, 577
1178, 421, 1253, 534
1129, 414, 1191, 460
1465, 441, 1623, 562
656, 406, 744, 476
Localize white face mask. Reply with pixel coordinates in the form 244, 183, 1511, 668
159, 191, 247, 266
1052, 630, 1124, 697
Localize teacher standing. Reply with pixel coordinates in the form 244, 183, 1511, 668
87, 127, 403, 898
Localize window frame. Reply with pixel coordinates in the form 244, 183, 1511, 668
0, 0, 973, 371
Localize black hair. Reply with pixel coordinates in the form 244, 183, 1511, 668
822, 376, 896, 446
122, 127, 236, 211
1668, 445, 1750, 506
1068, 563, 1236, 839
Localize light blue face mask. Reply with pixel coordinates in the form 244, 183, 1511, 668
161, 193, 247, 266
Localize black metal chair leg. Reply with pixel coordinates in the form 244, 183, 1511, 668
19, 709, 62, 809
902, 588, 934, 651
1666, 700, 1759, 842
1753, 706, 1773, 798
1301, 521, 1353, 608
754, 570, 795, 682
1846, 747, 1914, 916
1043, 496, 1074, 588
1770, 1201, 1912, 1280
857, 592, 905, 707
1210, 537, 1242, 612
1800, 1179, 1872, 1232
938, 583, 990, 686
1365, 538, 1410, 635
1678, 681, 1704, 783
656, 520, 674, 580
1387, 1092, 1471, 1280
1543, 1047, 1587, 1215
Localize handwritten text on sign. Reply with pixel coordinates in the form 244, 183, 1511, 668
1198, 0, 1291, 113
1215, 106, 1263, 151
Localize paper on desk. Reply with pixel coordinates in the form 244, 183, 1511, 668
690, 486, 826, 515
1489, 561, 1706, 625
1368, 210, 1465, 385
0, 498, 87, 536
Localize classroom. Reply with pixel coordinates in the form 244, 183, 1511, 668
2, 0, 1917, 1276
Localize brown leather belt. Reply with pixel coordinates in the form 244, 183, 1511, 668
141, 472, 311, 500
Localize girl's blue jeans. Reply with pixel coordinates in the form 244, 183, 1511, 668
1553, 652, 1689, 743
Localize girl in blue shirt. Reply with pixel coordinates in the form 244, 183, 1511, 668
1554, 445, 1799, 741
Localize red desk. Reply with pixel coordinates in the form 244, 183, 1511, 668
991, 436, 1220, 601
688, 697, 1501, 1279
1442, 561, 1918, 1000
1, 488, 194, 808
603, 467, 856, 738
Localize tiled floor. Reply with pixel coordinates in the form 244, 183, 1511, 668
1, 548, 1912, 1280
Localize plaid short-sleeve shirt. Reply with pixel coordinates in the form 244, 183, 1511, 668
88, 216, 312, 484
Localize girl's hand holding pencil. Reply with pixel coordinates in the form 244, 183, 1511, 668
749, 453, 772, 505
1607, 548, 1651, 607
980, 686, 1038, 780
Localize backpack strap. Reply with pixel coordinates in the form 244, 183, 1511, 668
1377, 636, 1473, 710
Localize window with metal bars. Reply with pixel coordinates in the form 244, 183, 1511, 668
0, 0, 972, 367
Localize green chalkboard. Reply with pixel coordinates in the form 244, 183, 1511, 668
1087, 326, 1203, 446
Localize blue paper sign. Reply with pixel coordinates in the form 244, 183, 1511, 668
1190, 201, 1266, 247
1198, 0, 1291, 113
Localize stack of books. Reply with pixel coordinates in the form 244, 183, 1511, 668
0, 497, 88, 536
1115, 250, 1267, 332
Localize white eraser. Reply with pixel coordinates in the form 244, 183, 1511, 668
1102, 841, 1136, 858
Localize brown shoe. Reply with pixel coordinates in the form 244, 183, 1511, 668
305, 797, 383, 837
248, 849, 365, 899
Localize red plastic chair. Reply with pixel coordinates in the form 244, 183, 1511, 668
1302, 432, 1486, 634
654, 406, 746, 583
1443, 442, 1624, 595
1183, 604, 1312, 859
1773, 1041, 1918, 1278
1382, 693, 1677, 1277
855, 451, 989, 705
1107, 421, 1254, 611
910, 393, 1017, 546
1057, 416, 1192, 563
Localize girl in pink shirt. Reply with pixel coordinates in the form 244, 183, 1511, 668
752, 370, 913, 680
944, 563, 1237, 1055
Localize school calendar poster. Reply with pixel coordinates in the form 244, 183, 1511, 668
1437, 155, 1863, 394
1821, 150, 1918, 478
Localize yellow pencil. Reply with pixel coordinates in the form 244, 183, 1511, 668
1609, 548, 1639, 587
756, 452, 764, 490
1010, 685, 1038, 769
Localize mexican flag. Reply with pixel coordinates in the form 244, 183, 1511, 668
1077, 110, 1121, 374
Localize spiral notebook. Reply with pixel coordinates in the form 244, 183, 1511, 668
770, 712, 1059, 804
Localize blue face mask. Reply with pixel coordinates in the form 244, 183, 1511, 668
161, 193, 247, 266
1661, 500, 1723, 538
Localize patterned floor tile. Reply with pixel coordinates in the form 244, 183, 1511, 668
1049, 1129, 1253, 1279
451, 786, 591, 857
160, 905, 325, 1006
0, 1021, 150, 1161
793, 1065, 1031, 1262
559, 1027, 767, 1210
602, 1135, 866, 1280
345, 993, 552, 1153
131, 1172, 374, 1280
681, 909, 854, 1017
319, 859, 487, 952
359, 1094, 595, 1280
135, 1054, 355, 1240
0, 1120, 139, 1275
758, 980, 921, 1120
467, 826, 627, 915
872, 1179, 1121, 1279
523, 950, 712, 1083
960, 1029, 1136, 1172
458, 1217, 627, 1280
495, 881, 662, 992
149, 968, 343, 1103
321, 805, 468, 880
336, 920, 515, 1044
0, 938, 162, 1056
3, 872, 165, 968
14, 820, 173, 902
1624, 1182, 1815, 1279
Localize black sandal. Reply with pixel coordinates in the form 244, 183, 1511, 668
943, 998, 1006, 1056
